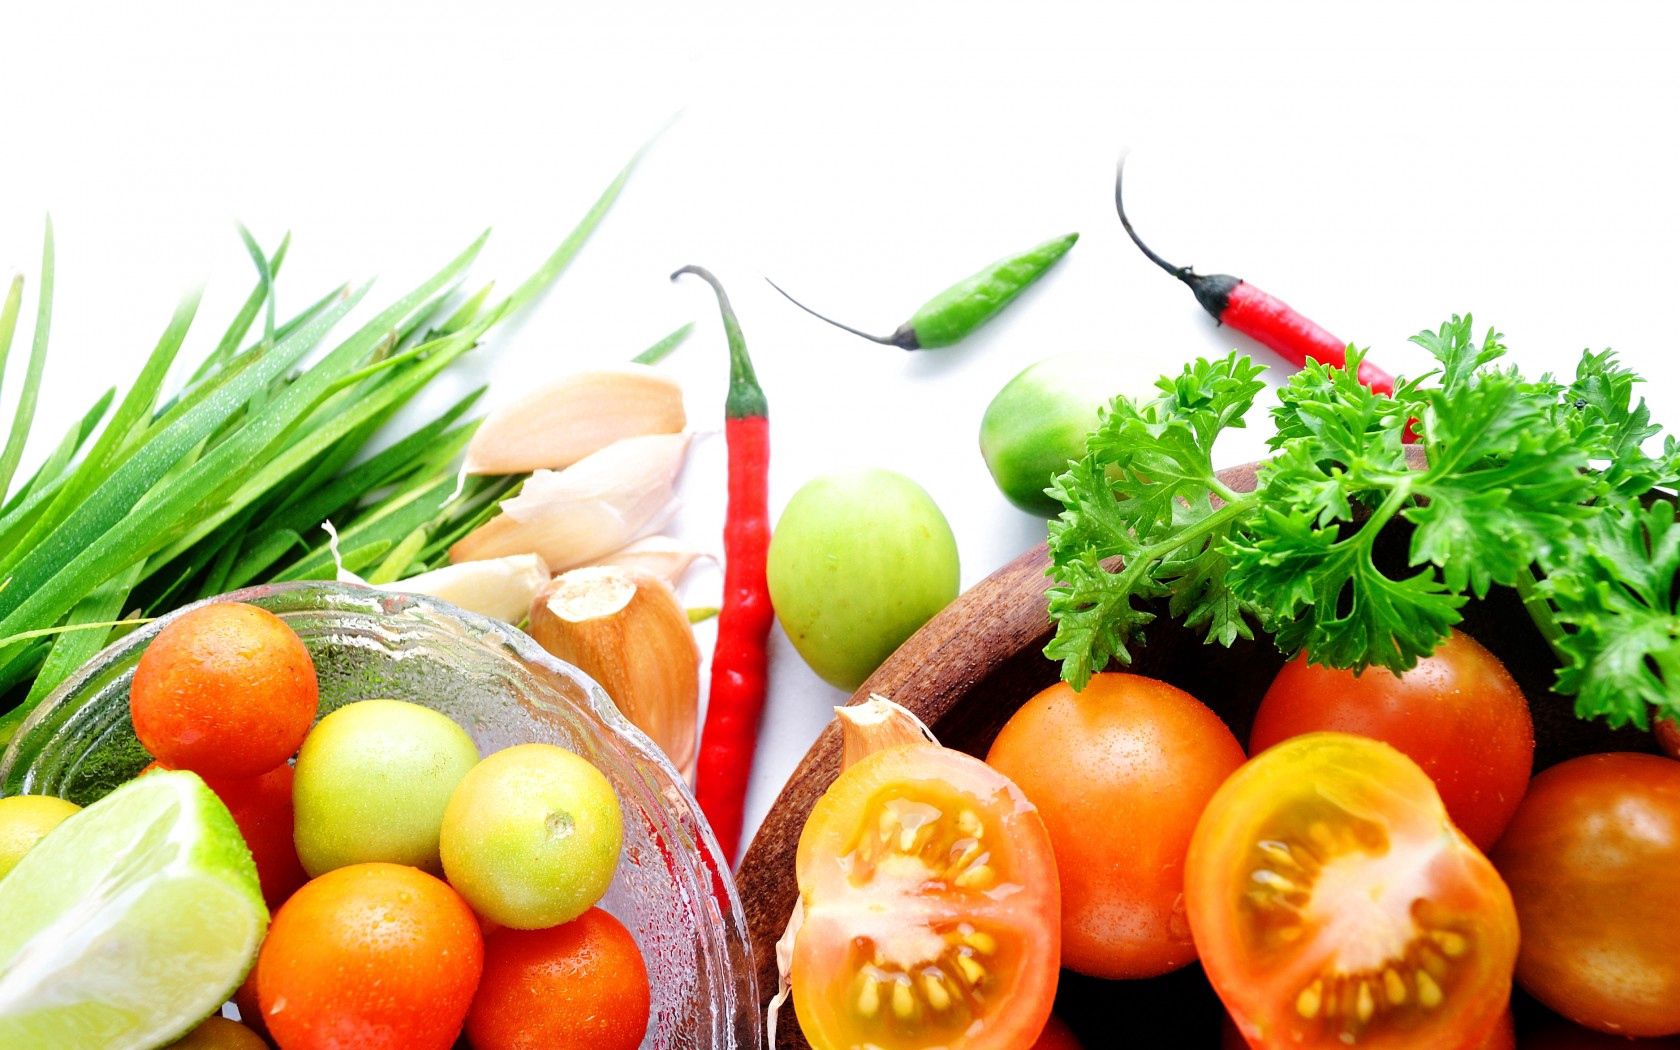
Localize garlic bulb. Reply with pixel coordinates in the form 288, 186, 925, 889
464, 364, 685, 476
527, 565, 700, 781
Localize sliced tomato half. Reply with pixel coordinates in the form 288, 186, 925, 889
792, 744, 1060, 1050
1186, 732, 1518, 1050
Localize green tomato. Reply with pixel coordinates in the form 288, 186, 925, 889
767, 469, 959, 691
439, 743, 623, 929
980, 353, 1130, 516
292, 698, 480, 876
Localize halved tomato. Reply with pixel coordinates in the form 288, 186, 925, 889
1186, 733, 1517, 1050
792, 744, 1060, 1050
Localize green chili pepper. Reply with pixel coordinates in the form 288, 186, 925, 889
769, 231, 1078, 350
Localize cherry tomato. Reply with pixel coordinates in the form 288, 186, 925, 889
466, 907, 650, 1050
987, 673, 1246, 978
1249, 630, 1533, 850
1224, 1007, 1514, 1049
1656, 717, 1679, 760
792, 744, 1060, 1050
1031, 1015, 1083, 1049
1490, 753, 1680, 1037
257, 862, 483, 1050
1187, 733, 1518, 1050
131, 602, 318, 779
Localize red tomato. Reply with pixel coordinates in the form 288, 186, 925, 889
1187, 733, 1518, 1050
466, 908, 649, 1050
131, 602, 318, 779
141, 760, 306, 909
987, 673, 1246, 978
1249, 630, 1533, 850
1031, 1015, 1083, 1049
1657, 717, 1679, 760
1491, 753, 1680, 1037
257, 863, 483, 1050
792, 744, 1061, 1050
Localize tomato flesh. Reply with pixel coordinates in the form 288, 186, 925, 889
792, 744, 1060, 1050
1187, 733, 1517, 1050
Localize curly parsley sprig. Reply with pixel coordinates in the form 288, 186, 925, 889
1046, 316, 1680, 729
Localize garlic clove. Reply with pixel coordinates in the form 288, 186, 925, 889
450, 433, 690, 570
464, 364, 685, 476
379, 553, 550, 623
527, 565, 700, 781
591, 535, 712, 587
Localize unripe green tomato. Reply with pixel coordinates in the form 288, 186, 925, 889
292, 698, 480, 876
980, 353, 1130, 516
767, 469, 959, 691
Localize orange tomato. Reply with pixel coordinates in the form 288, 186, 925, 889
166, 1015, 268, 1048
792, 745, 1061, 1050
257, 862, 483, 1050
1187, 734, 1518, 1050
131, 602, 318, 779
1031, 1015, 1083, 1049
466, 908, 650, 1050
1491, 753, 1680, 1037
987, 673, 1246, 979
142, 760, 306, 909
1249, 631, 1534, 850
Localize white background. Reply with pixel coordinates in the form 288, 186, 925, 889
2, 1, 1677, 860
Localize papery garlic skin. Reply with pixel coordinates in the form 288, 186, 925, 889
379, 553, 551, 624
450, 432, 690, 570
464, 364, 686, 476
591, 535, 710, 587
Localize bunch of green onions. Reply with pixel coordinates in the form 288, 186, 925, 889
0, 158, 637, 741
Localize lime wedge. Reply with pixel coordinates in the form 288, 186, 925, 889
0, 770, 268, 1049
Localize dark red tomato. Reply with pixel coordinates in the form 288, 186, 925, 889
1249, 629, 1533, 850
1031, 1015, 1083, 1049
987, 673, 1246, 979
1657, 717, 1679, 760
1188, 734, 1518, 1050
1491, 753, 1680, 1038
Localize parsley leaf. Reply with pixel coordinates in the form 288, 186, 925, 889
1044, 354, 1266, 689
1548, 499, 1680, 727
1044, 314, 1680, 728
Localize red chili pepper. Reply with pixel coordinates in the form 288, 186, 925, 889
672, 265, 773, 863
1115, 161, 1412, 419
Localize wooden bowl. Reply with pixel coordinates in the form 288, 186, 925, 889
736, 461, 1660, 1047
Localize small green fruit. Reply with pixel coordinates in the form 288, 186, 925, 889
767, 468, 959, 691
980, 353, 1129, 516
292, 699, 480, 876
440, 743, 623, 929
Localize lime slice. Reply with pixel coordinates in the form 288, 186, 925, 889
0, 770, 268, 1049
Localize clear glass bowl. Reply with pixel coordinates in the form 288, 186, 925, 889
0, 581, 761, 1050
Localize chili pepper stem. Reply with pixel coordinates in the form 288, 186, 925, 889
763, 278, 920, 350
